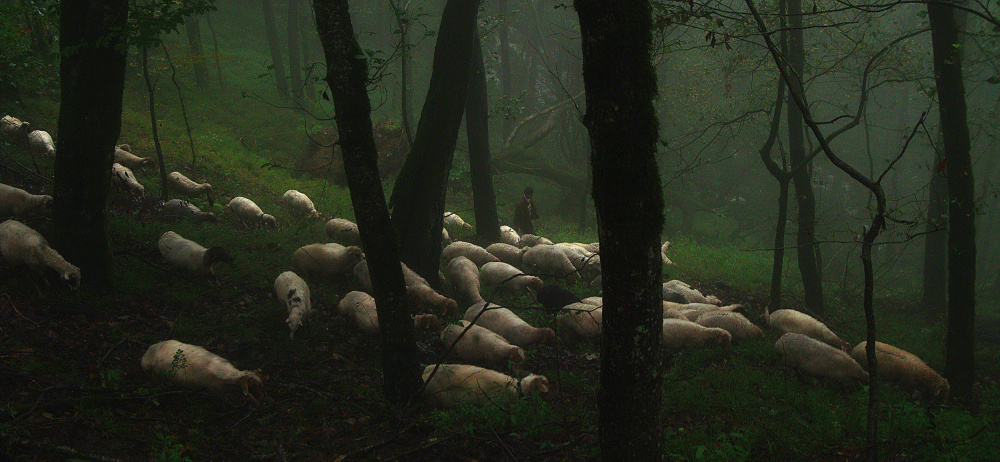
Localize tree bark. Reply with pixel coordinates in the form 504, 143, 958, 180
141, 46, 170, 201
575, 1, 663, 460
389, 0, 413, 144
499, 0, 513, 139
313, 0, 422, 405
929, 0, 976, 400
287, 0, 304, 106
53, 0, 129, 288
389, 0, 481, 286
921, 145, 948, 312
262, 0, 288, 101
467, 29, 502, 245
185, 16, 208, 88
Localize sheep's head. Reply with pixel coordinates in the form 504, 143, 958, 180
238, 370, 265, 404
286, 312, 304, 339
712, 329, 733, 349
39, 195, 53, 209
437, 298, 458, 317
519, 374, 549, 396
117, 144, 132, 152
414, 313, 441, 331
261, 214, 277, 228
61, 265, 81, 290
204, 246, 233, 266
197, 212, 219, 223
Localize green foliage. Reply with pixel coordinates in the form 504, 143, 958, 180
129, 0, 217, 49
156, 433, 193, 462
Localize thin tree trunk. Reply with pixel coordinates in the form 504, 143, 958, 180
162, 46, 198, 171
313, 0, 422, 405
185, 16, 208, 88
390, 0, 413, 145
467, 29, 501, 245
287, 0, 303, 107
499, 0, 513, 139
53, 0, 129, 288
141, 46, 169, 201
206, 13, 224, 90
575, 1, 663, 459
262, 0, 289, 101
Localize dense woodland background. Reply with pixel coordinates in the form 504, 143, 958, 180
1, 0, 999, 460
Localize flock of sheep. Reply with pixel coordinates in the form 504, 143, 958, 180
0, 116, 950, 410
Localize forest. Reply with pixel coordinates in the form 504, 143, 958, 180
0, 0, 998, 460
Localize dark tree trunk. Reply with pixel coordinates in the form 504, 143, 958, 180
575, 1, 663, 460
313, 0, 422, 405
499, 0, 513, 138
390, 0, 413, 144
929, 0, 976, 400
142, 46, 170, 201
52, 0, 129, 288
287, 0, 304, 106
389, 0, 481, 286
185, 16, 209, 88
262, 0, 288, 100
922, 146, 948, 312
467, 29, 501, 245
760, 40, 789, 311
787, 0, 824, 313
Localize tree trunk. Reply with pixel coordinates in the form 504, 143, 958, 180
142, 46, 170, 201
787, 0, 824, 313
390, 0, 413, 145
499, 0, 513, 139
262, 0, 288, 101
52, 0, 129, 288
929, 0, 976, 400
922, 145, 948, 312
206, 13, 224, 90
287, 0, 304, 107
313, 0, 422, 405
575, 1, 663, 460
467, 29, 501, 246
389, 0, 481, 286
185, 16, 208, 88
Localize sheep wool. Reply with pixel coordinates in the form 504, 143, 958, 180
557, 303, 603, 343
282, 189, 320, 218
141, 340, 263, 402
422, 364, 548, 408
228, 196, 276, 227
0, 183, 52, 216
661, 318, 732, 350
441, 241, 499, 267
662, 280, 721, 305
111, 163, 145, 198
443, 211, 474, 230
479, 261, 544, 294
0, 219, 80, 289
661, 240, 675, 266
774, 333, 868, 386
440, 320, 526, 371
338, 290, 440, 336
353, 259, 428, 293
113, 145, 152, 170
324, 218, 361, 246
499, 225, 520, 246
671, 303, 745, 321
464, 301, 555, 348
407, 284, 459, 316
553, 243, 594, 271
485, 242, 526, 267
850, 341, 949, 401
695, 311, 763, 341
766, 308, 850, 351
446, 256, 484, 306
522, 244, 581, 279
157, 231, 232, 277
167, 171, 213, 200
291, 243, 363, 280
274, 271, 312, 340
26, 130, 55, 156
519, 233, 553, 247
162, 199, 218, 223
0, 115, 23, 139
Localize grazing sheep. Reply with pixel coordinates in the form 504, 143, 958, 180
274, 271, 312, 340
581, 296, 603, 306
480, 261, 544, 294
485, 242, 525, 267
522, 244, 581, 279
662, 306, 688, 321
324, 218, 361, 246
162, 199, 218, 223
228, 196, 276, 228
695, 311, 764, 341
774, 333, 868, 386
536, 285, 582, 312
282, 189, 320, 218
167, 171, 213, 203
557, 303, 603, 343
0, 183, 52, 216
291, 243, 363, 280
661, 318, 732, 350
499, 225, 520, 246
0, 219, 80, 289
850, 341, 949, 401
519, 233, 553, 247
464, 301, 555, 348
337, 290, 440, 336
26, 130, 55, 157
554, 243, 594, 271
441, 227, 452, 245
113, 145, 152, 170
441, 241, 499, 267
446, 256, 484, 306
667, 302, 745, 322
443, 211, 474, 230
157, 230, 232, 277
1, 115, 24, 140
440, 320, 526, 371
422, 364, 549, 408
661, 240, 675, 266
662, 280, 722, 305
352, 259, 427, 293
141, 340, 263, 402
0, 116, 52, 156
766, 307, 850, 351
111, 162, 145, 199
407, 284, 460, 316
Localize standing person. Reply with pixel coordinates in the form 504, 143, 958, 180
512, 186, 539, 235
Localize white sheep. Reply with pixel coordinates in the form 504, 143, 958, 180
282, 189, 320, 218
0, 219, 80, 289
479, 261, 544, 294
157, 230, 232, 277
228, 196, 276, 228
774, 333, 868, 386
113, 145, 152, 170
440, 320, 526, 371
850, 341, 949, 401
664, 301, 742, 321
167, 171, 213, 201
353, 259, 427, 292
27, 130, 55, 157
695, 311, 764, 341
445, 256, 484, 306
111, 162, 145, 199
140, 340, 263, 402
554, 242, 594, 271
0, 116, 53, 156
661, 318, 732, 350
485, 242, 525, 267
441, 241, 499, 267
661, 240, 675, 266
662, 280, 721, 305
351, 259, 457, 315
463, 301, 555, 348
0, 115, 23, 139
291, 243, 363, 280
765, 307, 850, 351
162, 199, 218, 223
519, 233, 553, 247
274, 271, 312, 340
499, 225, 520, 246
422, 364, 548, 408
522, 244, 581, 279
337, 290, 440, 336
441, 227, 452, 245
0, 183, 52, 216
557, 302, 603, 344
324, 218, 361, 246
443, 211, 474, 230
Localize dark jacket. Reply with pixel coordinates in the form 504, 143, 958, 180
512, 194, 539, 235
